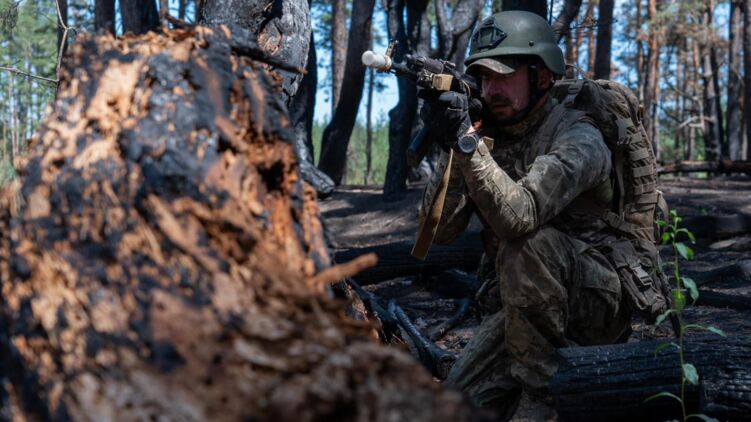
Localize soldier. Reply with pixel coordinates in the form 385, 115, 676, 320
418, 11, 646, 419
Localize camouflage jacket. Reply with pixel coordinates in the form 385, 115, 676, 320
420, 97, 616, 248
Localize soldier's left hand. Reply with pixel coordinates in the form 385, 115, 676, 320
419, 91, 481, 150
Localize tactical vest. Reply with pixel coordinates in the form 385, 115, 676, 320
536, 79, 671, 323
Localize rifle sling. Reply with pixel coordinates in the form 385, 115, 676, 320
411, 149, 453, 259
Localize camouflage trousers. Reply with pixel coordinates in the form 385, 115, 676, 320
446, 226, 631, 415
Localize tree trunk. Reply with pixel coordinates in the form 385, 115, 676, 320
331, 0, 348, 116
0, 26, 471, 421
318, 0, 377, 185
552, 0, 583, 43
94, 0, 116, 34
593, 0, 613, 79
383, 0, 428, 200
727, 0, 743, 160
551, 337, 751, 421
701, 1, 722, 162
745, 0, 751, 160
643, 0, 662, 161
586, 0, 598, 79
635, 0, 644, 99
289, 28, 335, 196
120, 0, 160, 35
178, 0, 187, 20
160, 0, 169, 27
498, 0, 548, 18
200, 0, 311, 105
365, 66, 374, 185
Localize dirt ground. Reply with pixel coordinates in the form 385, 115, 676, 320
320, 176, 751, 357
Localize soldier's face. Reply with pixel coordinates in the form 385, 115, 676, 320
479, 66, 531, 121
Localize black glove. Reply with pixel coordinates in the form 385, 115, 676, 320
418, 90, 482, 150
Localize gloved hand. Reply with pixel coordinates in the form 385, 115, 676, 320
418, 90, 482, 150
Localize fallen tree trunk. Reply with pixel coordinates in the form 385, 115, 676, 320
0, 27, 470, 421
682, 213, 751, 239
551, 336, 751, 421
333, 231, 484, 284
658, 160, 751, 174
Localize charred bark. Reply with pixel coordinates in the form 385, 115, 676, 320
496, 0, 548, 18
551, 337, 751, 421
289, 29, 335, 196
745, 0, 751, 160
331, 0, 348, 115
120, 0, 160, 35
593, 0, 613, 79
383, 0, 431, 201
94, 0, 116, 35
333, 232, 484, 285
552, 0, 583, 43
56, 0, 68, 59
318, 0, 377, 185
0, 27, 470, 421
727, 0, 743, 160
200, 0, 311, 104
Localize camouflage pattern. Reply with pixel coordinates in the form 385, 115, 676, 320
420, 98, 632, 414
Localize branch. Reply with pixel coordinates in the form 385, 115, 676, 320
0, 66, 57, 84
54, 0, 69, 82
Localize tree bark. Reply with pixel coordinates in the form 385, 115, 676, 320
178, 0, 187, 20
727, 0, 743, 160
551, 337, 751, 421
586, 0, 598, 79
700, 1, 722, 162
552, 0, 583, 43
200, 0, 311, 104
333, 232, 484, 285
289, 28, 335, 196
120, 0, 160, 35
743, 0, 751, 160
383, 0, 429, 200
497, 0, 548, 19
94, 0, 116, 34
317, 0, 376, 185
593, 0, 613, 79
0, 26, 471, 421
643, 0, 662, 161
331, 0, 348, 116
365, 66, 374, 185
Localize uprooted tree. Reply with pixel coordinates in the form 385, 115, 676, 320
0, 26, 471, 420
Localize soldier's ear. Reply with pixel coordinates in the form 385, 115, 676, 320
536, 66, 553, 90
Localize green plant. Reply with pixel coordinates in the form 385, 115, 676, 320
647, 209, 725, 422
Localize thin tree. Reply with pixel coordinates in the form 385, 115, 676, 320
121, 0, 160, 35
643, 0, 663, 160
727, 0, 743, 160
593, 0, 613, 79
552, 0, 583, 78
700, 0, 722, 161
318, 0, 377, 184
95, 0, 116, 34
331, 0, 348, 116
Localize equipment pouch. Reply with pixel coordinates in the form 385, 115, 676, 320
599, 238, 670, 323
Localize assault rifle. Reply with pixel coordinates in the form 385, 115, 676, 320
362, 42, 481, 166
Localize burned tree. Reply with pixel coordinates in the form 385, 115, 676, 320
200, 0, 333, 194
0, 27, 471, 420
120, 0, 160, 35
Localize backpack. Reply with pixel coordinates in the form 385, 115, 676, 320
545, 79, 672, 323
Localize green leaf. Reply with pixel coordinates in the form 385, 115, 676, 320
675, 242, 694, 260
654, 341, 680, 355
672, 290, 686, 312
706, 325, 727, 337
682, 277, 699, 304
661, 232, 671, 244
683, 324, 727, 337
654, 309, 674, 327
687, 230, 696, 243
645, 391, 682, 403
656, 219, 667, 227
687, 414, 720, 422
683, 363, 699, 385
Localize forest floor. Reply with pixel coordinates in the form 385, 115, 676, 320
320, 176, 751, 358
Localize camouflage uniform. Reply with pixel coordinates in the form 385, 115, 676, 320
420, 98, 632, 412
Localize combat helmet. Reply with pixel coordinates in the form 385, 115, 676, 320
465, 11, 565, 76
